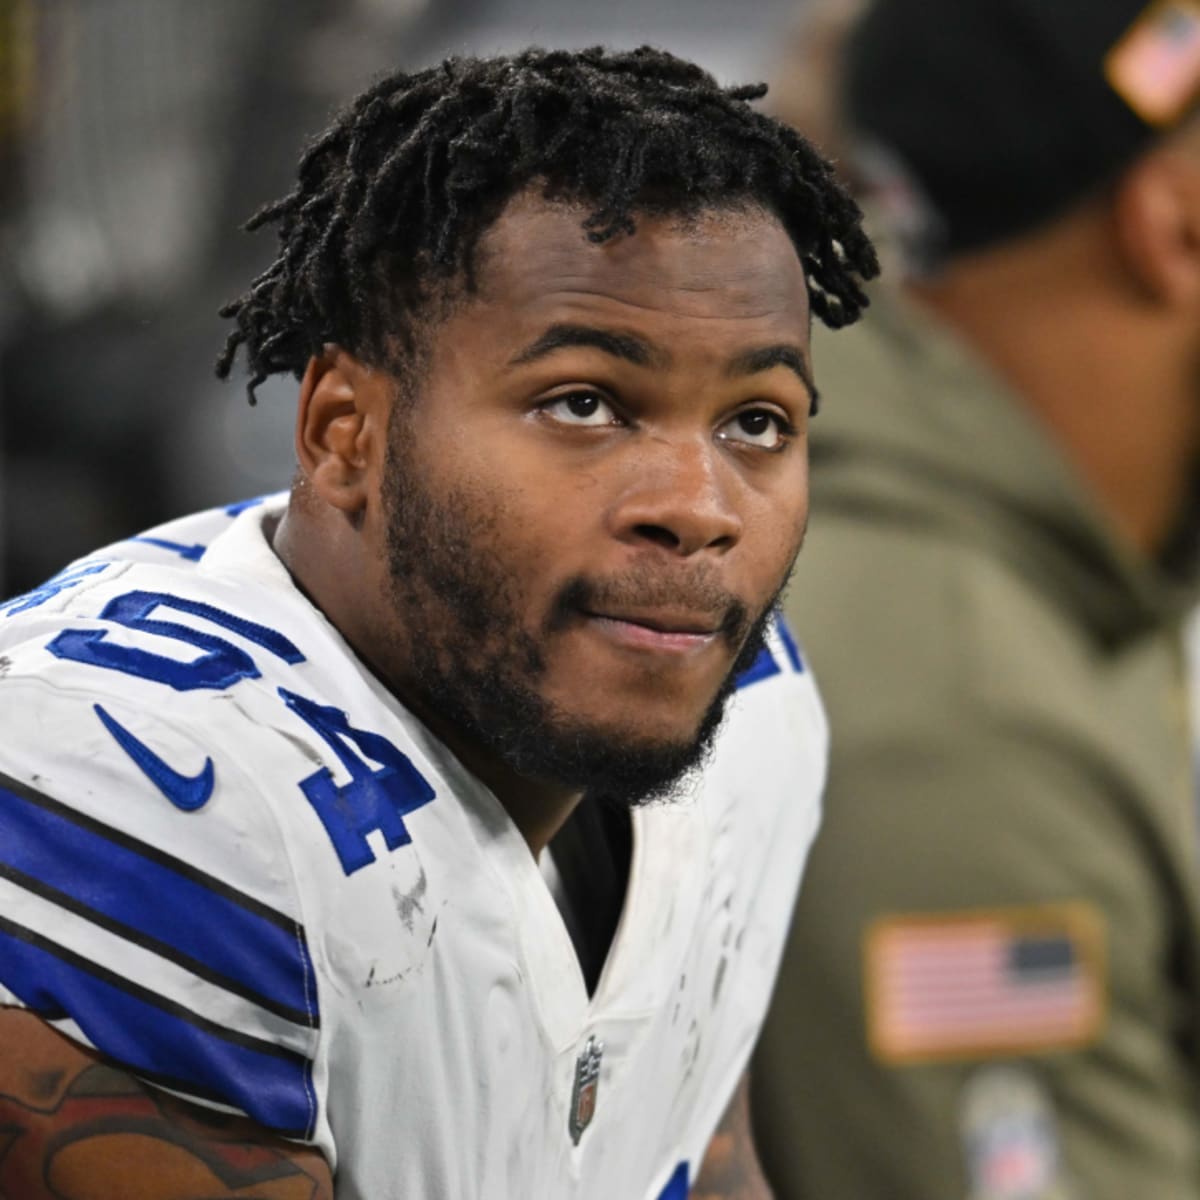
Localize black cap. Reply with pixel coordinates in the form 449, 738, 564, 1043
845, 0, 1200, 262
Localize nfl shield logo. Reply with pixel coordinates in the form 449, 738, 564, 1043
569, 1034, 604, 1144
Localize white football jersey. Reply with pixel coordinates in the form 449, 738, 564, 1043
0, 495, 826, 1199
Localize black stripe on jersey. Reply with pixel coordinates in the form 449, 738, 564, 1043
0, 860, 316, 1029
0, 770, 303, 936
0, 913, 311, 1067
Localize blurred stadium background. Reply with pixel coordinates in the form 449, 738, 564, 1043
0, 0, 805, 597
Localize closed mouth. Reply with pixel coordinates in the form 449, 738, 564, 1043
584, 609, 722, 637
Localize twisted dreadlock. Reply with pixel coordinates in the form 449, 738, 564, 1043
216, 45, 878, 403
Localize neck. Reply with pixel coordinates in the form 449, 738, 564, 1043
272, 497, 580, 859
909, 209, 1200, 558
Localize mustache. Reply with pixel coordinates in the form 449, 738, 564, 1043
548, 570, 752, 644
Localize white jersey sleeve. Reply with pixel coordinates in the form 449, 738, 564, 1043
0, 500, 328, 1145
0, 652, 324, 1141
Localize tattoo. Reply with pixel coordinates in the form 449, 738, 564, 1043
690, 1073, 773, 1200
0, 1010, 332, 1200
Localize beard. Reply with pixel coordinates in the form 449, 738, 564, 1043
380, 420, 786, 809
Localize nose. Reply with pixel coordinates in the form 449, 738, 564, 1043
609, 435, 743, 557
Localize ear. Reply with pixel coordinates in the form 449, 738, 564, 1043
295, 347, 390, 515
1112, 141, 1200, 306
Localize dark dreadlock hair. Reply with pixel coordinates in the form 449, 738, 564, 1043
216, 45, 878, 403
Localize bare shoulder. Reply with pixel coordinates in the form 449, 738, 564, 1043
0, 1007, 333, 1200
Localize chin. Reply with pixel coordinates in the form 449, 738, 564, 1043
556, 693, 734, 809
545, 661, 730, 733
609, 715, 717, 758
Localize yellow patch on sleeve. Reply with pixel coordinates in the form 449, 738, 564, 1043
863, 902, 1106, 1066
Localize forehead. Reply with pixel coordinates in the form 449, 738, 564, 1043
466, 192, 811, 334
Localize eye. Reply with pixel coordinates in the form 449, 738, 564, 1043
716, 407, 795, 451
539, 390, 622, 428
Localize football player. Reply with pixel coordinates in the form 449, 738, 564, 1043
0, 47, 875, 1199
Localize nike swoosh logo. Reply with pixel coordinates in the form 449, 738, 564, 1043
94, 704, 215, 811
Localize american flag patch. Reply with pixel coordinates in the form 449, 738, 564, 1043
1105, 0, 1200, 126
864, 904, 1106, 1064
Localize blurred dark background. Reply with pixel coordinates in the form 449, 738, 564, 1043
0, 0, 806, 597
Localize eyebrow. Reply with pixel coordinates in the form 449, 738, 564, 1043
509, 323, 666, 369
726, 345, 820, 412
509, 323, 820, 413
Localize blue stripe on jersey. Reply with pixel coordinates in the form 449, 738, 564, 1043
735, 616, 807, 690
127, 536, 207, 562
0, 916, 315, 1138
656, 1162, 690, 1199
224, 496, 269, 517
776, 616, 806, 672
0, 562, 109, 617
735, 644, 781, 689
0, 775, 317, 1029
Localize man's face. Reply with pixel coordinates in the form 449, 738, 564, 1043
372, 194, 814, 803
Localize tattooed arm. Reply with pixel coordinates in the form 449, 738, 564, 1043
0, 1008, 333, 1200
691, 1071, 774, 1200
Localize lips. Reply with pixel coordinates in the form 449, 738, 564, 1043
549, 574, 749, 653
583, 609, 724, 655
585, 609, 722, 636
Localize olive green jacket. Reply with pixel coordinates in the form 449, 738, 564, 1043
752, 290, 1200, 1199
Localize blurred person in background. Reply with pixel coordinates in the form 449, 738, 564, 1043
753, 1, 1200, 1197
763, 0, 865, 186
